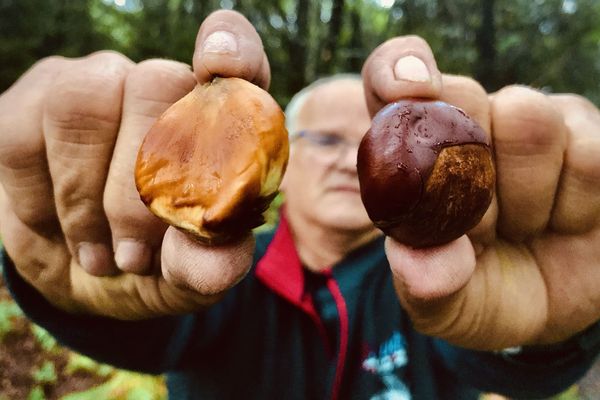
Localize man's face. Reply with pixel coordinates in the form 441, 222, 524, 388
282, 79, 375, 232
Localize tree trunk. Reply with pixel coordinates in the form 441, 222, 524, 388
191, 0, 207, 24
317, 0, 345, 76
288, 0, 310, 94
401, 0, 417, 34
347, 6, 363, 72
475, 0, 496, 90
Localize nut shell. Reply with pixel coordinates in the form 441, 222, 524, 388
135, 77, 289, 244
357, 100, 495, 247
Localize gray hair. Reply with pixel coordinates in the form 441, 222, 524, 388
284, 73, 361, 135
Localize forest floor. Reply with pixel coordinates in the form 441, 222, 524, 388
0, 272, 166, 400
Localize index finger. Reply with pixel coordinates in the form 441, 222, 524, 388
0, 57, 64, 232
549, 94, 600, 234
193, 10, 270, 89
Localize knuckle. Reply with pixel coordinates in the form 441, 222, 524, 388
13, 201, 53, 228
0, 121, 44, 167
45, 65, 126, 135
493, 85, 566, 145
104, 183, 165, 240
0, 154, 40, 181
554, 93, 587, 104
0, 58, 66, 153
441, 75, 489, 130
31, 55, 67, 74
444, 74, 486, 96
86, 50, 133, 68
494, 84, 549, 105
48, 69, 120, 108
0, 203, 62, 276
127, 59, 194, 101
104, 199, 151, 228
59, 204, 99, 239
134, 58, 187, 74
553, 93, 600, 121
53, 173, 109, 241
54, 170, 97, 213
0, 56, 68, 104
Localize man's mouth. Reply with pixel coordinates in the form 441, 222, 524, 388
330, 185, 361, 193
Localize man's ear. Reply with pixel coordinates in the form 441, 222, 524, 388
279, 141, 298, 193
279, 166, 289, 192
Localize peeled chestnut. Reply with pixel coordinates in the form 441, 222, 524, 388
357, 100, 495, 248
135, 77, 289, 244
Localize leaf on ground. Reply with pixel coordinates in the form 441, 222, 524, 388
32, 360, 58, 384
61, 371, 166, 400
550, 385, 580, 400
0, 300, 23, 338
65, 353, 115, 377
31, 324, 59, 352
27, 386, 45, 400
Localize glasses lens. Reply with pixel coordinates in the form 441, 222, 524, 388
311, 133, 344, 147
295, 131, 357, 162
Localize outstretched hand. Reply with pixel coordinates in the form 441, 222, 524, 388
362, 35, 600, 350
0, 10, 267, 319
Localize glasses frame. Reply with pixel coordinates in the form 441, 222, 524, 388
291, 130, 362, 162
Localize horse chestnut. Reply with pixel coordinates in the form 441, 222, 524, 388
135, 77, 289, 244
357, 100, 495, 247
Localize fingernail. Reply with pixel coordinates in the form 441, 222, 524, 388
115, 240, 152, 274
202, 31, 238, 55
78, 243, 115, 276
394, 55, 431, 82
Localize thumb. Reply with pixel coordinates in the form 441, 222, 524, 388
386, 235, 550, 351
361, 35, 442, 117
193, 10, 270, 89
161, 227, 255, 296
385, 235, 476, 336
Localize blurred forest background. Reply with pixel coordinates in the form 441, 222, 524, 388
1, 0, 600, 399
1, 0, 600, 107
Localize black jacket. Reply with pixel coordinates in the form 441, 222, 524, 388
4, 214, 598, 399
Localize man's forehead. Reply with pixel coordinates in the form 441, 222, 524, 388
297, 79, 368, 128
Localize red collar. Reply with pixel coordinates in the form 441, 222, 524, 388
254, 212, 349, 400
255, 212, 324, 315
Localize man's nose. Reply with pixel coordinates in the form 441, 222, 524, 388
338, 142, 360, 172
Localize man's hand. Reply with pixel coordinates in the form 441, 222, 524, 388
0, 10, 269, 320
362, 36, 600, 350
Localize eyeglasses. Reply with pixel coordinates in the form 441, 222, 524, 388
291, 130, 361, 161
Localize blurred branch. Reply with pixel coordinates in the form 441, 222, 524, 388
317, 0, 345, 76
475, 0, 497, 90
288, 0, 310, 94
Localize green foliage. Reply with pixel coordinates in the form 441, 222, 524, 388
66, 353, 115, 377
549, 385, 580, 400
26, 386, 45, 400
0, 0, 111, 91
1, 0, 599, 106
0, 300, 22, 339
31, 325, 59, 353
32, 361, 58, 385
61, 371, 166, 400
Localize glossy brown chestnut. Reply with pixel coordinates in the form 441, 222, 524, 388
135, 77, 289, 245
357, 100, 495, 247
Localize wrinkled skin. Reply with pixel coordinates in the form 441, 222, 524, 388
0, 11, 599, 352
